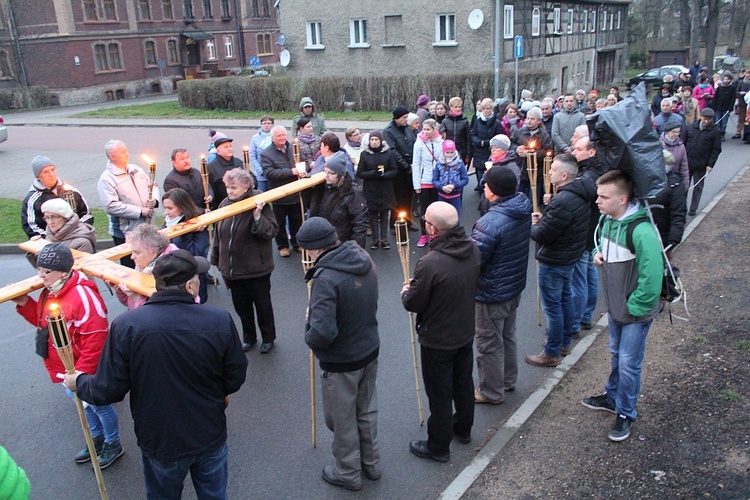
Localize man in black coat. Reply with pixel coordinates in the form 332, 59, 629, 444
526, 154, 590, 367
383, 105, 418, 230
711, 73, 737, 139
65, 250, 247, 498
684, 108, 722, 215
401, 202, 481, 463
164, 148, 213, 210
207, 137, 256, 210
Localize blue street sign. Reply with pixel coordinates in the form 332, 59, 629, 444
249, 56, 260, 67
514, 36, 523, 59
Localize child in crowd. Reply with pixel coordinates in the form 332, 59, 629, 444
432, 140, 469, 215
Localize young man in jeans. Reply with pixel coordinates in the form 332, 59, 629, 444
582, 170, 663, 442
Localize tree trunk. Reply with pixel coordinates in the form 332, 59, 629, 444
704, 0, 721, 69
689, 0, 702, 64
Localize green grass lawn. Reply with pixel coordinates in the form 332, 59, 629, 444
0, 199, 111, 244
73, 101, 393, 121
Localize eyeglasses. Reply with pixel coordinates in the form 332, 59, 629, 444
43, 215, 64, 222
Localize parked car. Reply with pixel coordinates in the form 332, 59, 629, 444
626, 68, 679, 90
0, 116, 7, 144
661, 65, 690, 75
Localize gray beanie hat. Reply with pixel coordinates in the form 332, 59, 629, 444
36, 243, 74, 272
296, 217, 338, 250
489, 134, 511, 151
326, 152, 348, 177
31, 156, 54, 177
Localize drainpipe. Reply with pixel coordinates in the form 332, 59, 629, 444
7, 0, 30, 92
234, 0, 245, 67
493, 0, 501, 99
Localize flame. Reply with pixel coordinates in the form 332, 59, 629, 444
200, 154, 206, 160
140, 154, 156, 165
398, 211, 407, 220
48, 302, 61, 318
243, 145, 249, 152
528, 140, 538, 150
546, 151, 553, 157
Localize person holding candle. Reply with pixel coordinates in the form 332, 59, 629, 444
22, 155, 93, 239
12, 243, 123, 469
164, 148, 213, 210
98, 139, 157, 269
65, 249, 248, 496
207, 136, 256, 210
250, 115, 275, 192
162, 188, 210, 304
511, 107, 554, 205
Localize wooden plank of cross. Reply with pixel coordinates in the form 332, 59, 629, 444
0, 173, 325, 304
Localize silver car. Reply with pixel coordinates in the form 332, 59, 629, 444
0, 115, 7, 143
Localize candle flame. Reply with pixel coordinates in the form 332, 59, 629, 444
48, 302, 62, 319
528, 140, 538, 150
200, 154, 206, 160
243, 145, 249, 152
546, 151, 553, 157
141, 154, 156, 165
398, 211, 406, 221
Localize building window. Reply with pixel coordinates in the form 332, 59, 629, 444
252, 0, 269, 18
435, 14, 456, 44
616, 11, 621, 30
224, 35, 234, 58
384, 15, 404, 46
83, 0, 98, 21
582, 10, 587, 33
349, 19, 368, 46
553, 7, 561, 33
206, 39, 217, 60
503, 5, 514, 39
306, 21, 323, 48
531, 7, 540, 37
102, 0, 117, 20
601, 10, 606, 31
162, 0, 173, 19
610, 11, 614, 30
221, 0, 230, 18
144, 40, 157, 66
567, 9, 573, 34
139, 0, 152, 20
202, 0, 212, 18
257, 33, 272, 55
108, 42, 122, 69
590, 11, 596, 32
183, 0, 194, 19
167, 39, 179, 63
94, 43, 108, 71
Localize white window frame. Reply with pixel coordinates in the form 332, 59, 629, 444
434, 13, 456, 45
553, 7, 561, 33
590, 10, 596, 33
503, 5, 514, 39
616, 11, 621, 30
206, 39, 217, 60
531, 7, 540, 37
582, 10, 587, 33
349, 18, 369, 47
601, 10, 607, 31
567, 9, 573, 34
609, 11, 614, 30
224, 35, 234, 58
306, 21, 324, 49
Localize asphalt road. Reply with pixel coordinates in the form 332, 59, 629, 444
0, 115, 747, 499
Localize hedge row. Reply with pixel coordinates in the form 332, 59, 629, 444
0, 86, 52, 110
178, 69, 551, 113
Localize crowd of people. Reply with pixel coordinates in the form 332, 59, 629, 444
10, 79, 731, 495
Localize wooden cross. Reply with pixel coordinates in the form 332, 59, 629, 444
0, 173, 325, 304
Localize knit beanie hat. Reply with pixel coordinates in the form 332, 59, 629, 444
326, 152, 348, 176
416, 94, 430, 106
392, 105, 409, 119
36, 243, 74, 272
664, 121, 682, 132
296, 217, 339, 250
0, 446, 31, 500
369, 130, 383, 142
485, 165, 518, 197
31, 155, 53, 177
210, 130, 227, 143
489, 134, 511, 151
442, 140, 456, 153
406, 113, 419, 127
41, 198, 74, 220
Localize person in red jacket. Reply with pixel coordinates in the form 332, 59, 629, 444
12, 243, 123, 469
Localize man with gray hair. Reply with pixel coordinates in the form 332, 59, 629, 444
652, 97, 684, 135
97, 139, 157, 268
540, 98, 556, 136
511, 106, 553, 205
525, 154, 590, 367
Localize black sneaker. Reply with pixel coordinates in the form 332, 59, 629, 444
74, 435, 104, 464
608, 415, 633, 442
581, 393, 616, 414
97, 441, 124, 469
580, 321, 593, 330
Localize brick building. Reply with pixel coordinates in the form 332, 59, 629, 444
0, 0, 280, 105
276, 0, 629, 95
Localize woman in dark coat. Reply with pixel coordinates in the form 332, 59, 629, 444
471, 98, 500, 190
443, 96, 473, 165
356, 130, 398, 249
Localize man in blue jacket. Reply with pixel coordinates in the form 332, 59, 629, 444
65, 250, 247, 499
472, 166, 532, 404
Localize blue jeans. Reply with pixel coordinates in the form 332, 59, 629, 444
66, 388, 120, 443
538, 262, 575, 357
604, 317, 652, 421
142, 442, 228, 500
714, 110, 730, 135
571, 251, 599, 330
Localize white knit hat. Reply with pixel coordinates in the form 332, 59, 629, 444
41, 198, 74, 220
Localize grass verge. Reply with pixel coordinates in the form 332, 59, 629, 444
73, 101, 393, 121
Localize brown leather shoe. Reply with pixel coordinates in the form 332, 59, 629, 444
474, 388, 502, 405
525, 351, 562, 367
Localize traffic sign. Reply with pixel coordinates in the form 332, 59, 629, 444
514, 35, 523, 59
249, 56, 260, 67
